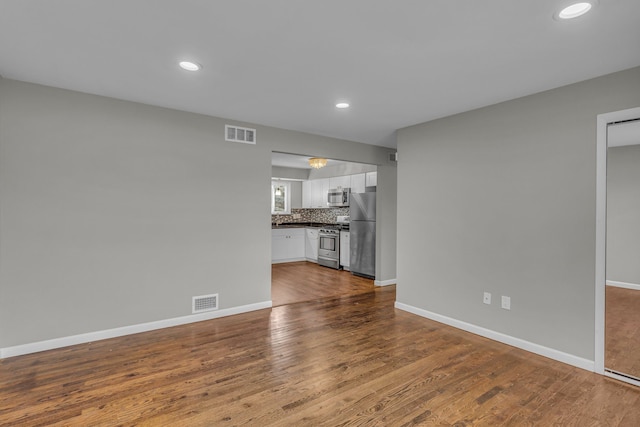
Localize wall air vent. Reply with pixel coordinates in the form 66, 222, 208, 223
225, 125, 256, 144
389, 152, 398, 162
192, 293, 219, 314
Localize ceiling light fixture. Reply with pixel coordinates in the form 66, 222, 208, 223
557, 2, 593, 19
179, 61, 201, 71
309, 157, 328, 169
336, 102, 350, 109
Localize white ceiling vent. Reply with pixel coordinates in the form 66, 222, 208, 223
192, 293, 218, 313
225, 125, 256, 144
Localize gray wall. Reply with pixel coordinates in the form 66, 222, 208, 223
0, 78, 396, 348
396, 66, 640, 360
607, 145, 640, 284
271, 166, 309, 181
290, 181, 303, 209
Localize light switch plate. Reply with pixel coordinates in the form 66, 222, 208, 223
483, 292, 491, 305
501, 296, 511, 310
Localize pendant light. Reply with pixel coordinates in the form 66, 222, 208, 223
309, 157, 328, 169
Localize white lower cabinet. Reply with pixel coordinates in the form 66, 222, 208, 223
272, 228, 305, 263
340, 231, 350, 270
305, 228, 319, 262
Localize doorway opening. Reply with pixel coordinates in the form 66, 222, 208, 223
595, 107, 640, 387
270, 152, 378, 306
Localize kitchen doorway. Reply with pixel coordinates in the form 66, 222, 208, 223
270, 151, 378, 306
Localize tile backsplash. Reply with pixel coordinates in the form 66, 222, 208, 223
272, 207, 349, 224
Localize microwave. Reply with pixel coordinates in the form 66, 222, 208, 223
328, 188, 350, 207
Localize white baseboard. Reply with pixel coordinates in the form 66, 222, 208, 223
374, 278, 397, 286
0, 300, 272, 359
394, 302, 594, 372
272, 257, 306, 264
606, 280, 640, 291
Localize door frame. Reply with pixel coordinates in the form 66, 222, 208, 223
595, 106, 640, 386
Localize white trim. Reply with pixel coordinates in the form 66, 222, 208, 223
606, 280, 640, 291
271, 257, 306, 264
595, 111, 608, 374
374, 278, 397, 286
395, 302, 594, 372
605, 370, 640, 387
271, 180, 291, 215
0, 300, 272, 359
595, 107, 640, 375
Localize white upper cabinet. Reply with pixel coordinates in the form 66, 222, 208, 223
365, 171, 377, 187
316, 178, 330, 207
303, 178, 330, 208
302, 180, 313, 208
329, 175, 350, 190
350, 173, 366, 193
302, 172, 377, 207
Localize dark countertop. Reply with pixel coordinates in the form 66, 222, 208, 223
271, 222, 350, 229
271, 222, 333, 229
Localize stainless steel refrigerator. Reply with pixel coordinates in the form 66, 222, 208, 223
350, 192, 376, 278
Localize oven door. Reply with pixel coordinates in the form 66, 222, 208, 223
318, 233, 338, 259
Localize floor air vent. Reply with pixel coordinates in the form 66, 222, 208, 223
225, 125, 256, 144
192, 294, 219, 313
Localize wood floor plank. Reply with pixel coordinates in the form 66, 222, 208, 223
1, 262, 639, 425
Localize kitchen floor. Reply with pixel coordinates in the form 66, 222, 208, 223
271, 261, 375, 306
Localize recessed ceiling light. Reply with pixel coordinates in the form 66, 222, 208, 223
336, 102, 350, 109
179, 61, 201, 71
557, 2, 593, 20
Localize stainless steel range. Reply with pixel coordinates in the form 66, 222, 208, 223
318, 228, 340, 269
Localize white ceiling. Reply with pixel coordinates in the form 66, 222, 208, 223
1, 1, 639, 148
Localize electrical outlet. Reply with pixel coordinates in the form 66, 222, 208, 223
483, 292, 491, 305
293, 213, 301, 219
501, 296, 511, 310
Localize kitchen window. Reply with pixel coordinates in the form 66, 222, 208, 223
271, 181, 291, 215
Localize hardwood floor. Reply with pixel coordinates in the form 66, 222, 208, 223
1, 268, 639, 425
606, 285, 640, 378
272, 261, 375, 306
